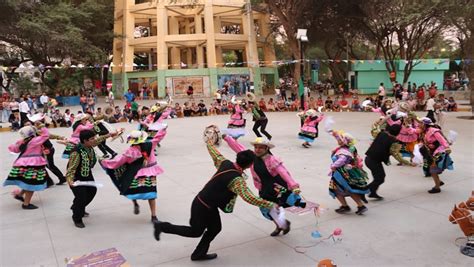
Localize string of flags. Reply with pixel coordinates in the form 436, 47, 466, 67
1, 58, 471, 71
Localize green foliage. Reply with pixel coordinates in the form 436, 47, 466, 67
223, 51, 238, 64
13, 76, 36, 93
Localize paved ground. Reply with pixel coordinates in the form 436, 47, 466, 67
0, 102, 473, 266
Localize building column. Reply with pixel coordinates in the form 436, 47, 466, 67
156, 1, 168, 97
204, 0, 218, 92
121, 0, 135, 92
242, 9, 261, 94
112, 0, 124, 93
169, 16, 181, 69
195, 13, 204, 68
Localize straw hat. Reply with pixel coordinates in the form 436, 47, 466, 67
421, 117, 434, 125
27, 113, 45, 123
74, 113, 89, 123
305, 109, 318, 117
19, 126, 37, 139
150, 105, 159, 113
332, 130, 356, 146
127, 130, 148, 145
250, 137, 275, 149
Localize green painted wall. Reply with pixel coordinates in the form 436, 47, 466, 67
354, 59, 449, 94
113, 67, 277, 96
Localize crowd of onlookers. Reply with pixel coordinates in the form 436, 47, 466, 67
0, 78, 462, 131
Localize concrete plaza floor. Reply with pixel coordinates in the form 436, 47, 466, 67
0, 106, 473, 266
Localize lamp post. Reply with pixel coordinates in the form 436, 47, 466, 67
297, 29, 308, 111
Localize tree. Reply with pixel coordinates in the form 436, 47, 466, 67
444, 0, 474, 116
252, 0, 318, 81
0, 0, 115, 92
358, 0, 451, 85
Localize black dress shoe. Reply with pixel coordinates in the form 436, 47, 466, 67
133, 203, 140, 215
282, 220, 291, 235
355, 205, 368, 215
22, 204, 38, 210
270, 227, 281, 236
428, 187, 441, 194
74, 221, 85, 228
83, 212, 89, 217
335, 205, 351, 213
191, 253, 218, 261
368, 193, 384, 200
153, 222, 162, 241
14, 194, 25, 202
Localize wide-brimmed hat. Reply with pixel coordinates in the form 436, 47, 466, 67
250, 137, 275, 149
150, 105, 159, 113
305, 109, 318, 117
421, 117, 434, 125
127, 130, 148, 145
27, 113, 45, 123
19, 126, 37, 139
332, 130, 356, 146
74, 113, 90, 123
398, 102, 411, 112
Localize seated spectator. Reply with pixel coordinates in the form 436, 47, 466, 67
276, 99, 287, 111
9, 111, 20, 131
267, 98, 276, 112
332, 97, 341, 112
221, 100, 229, 114
340, 97, 350, 112
308, 97, 316, 110
174, 103, 183, 118
325, 96, 333, 111
289, 99, 300, 111
95, 107, 104, 118
64, 109, 73, 126
123, 105, 131, 121
51, 108, 67, 127
407, 96, 417, 111
190, 102, 200, 116
183, 102, 192, 117
362, 97, 374, 111
114, 106, 124, 121
197, 100, 208, 116
351, 96, 361, 111
227, 101, 234, 113
104, 107, 117, 123
209, 100, 219, 115
447, 97, 458, 111
316, 97, 324, 109
258, 98, 267, 111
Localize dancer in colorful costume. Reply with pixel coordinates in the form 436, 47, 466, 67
298, 109, 324, 148
248, 99, 272, 140
223, 135, 302, 236
27, 113, 68, 186
419, 117, 454, 193
153, 126, 278, 261
4, 124, 51, 209
327, 129, 369, 215
65, 130, 118, 228
62, 113, 94, 159
365, 124, 416, 200
140, 103, 171, 144
225, 98, 246, 139
100, 128, 167, 223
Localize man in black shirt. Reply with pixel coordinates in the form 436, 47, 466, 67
154, 141, 278, 261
